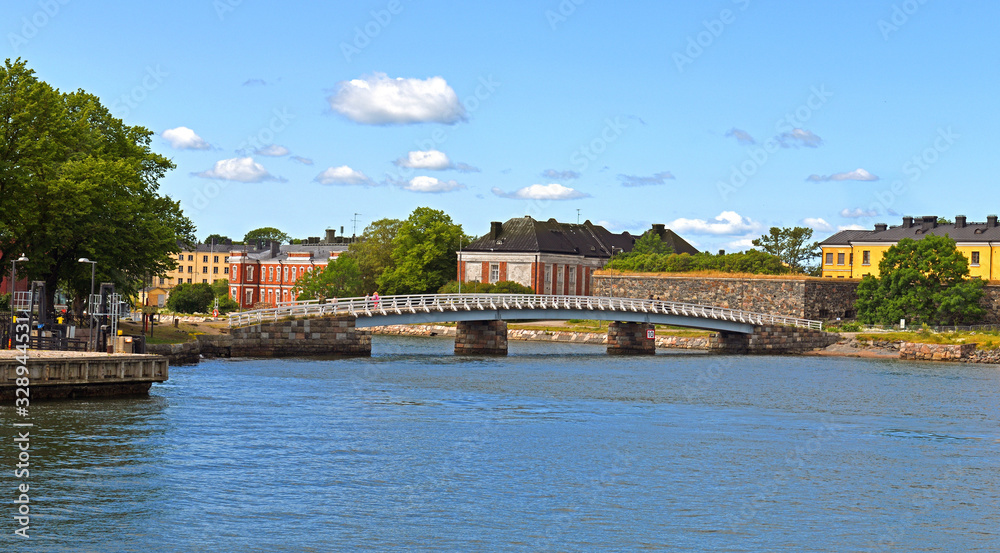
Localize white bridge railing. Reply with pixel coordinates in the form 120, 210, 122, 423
228, 294, 823, 331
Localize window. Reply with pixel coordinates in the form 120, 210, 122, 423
862, 251, 871, 266
283, 266, 289, 280
246, 289, 253, 304
231, 287, 237, 299
224, 256, 229, 263
202, 279, 207, 284
556, 265, 564, 295
825, 252, 833, 265
203, 255, 208, 263
178, 254, 183, 261
213, 255, 219, 263
247, 266, 254, 281
837, 253, 845, 265
213, 267, 219, 274
282, 290, 288, 302
224, 266, 229, 274
187, 266, 193, 273
849, 253, 853, 266
544, 265, 552, 294
202, 266, 208, 273
187, 278, 192, 284
568, 266, 577, 294
489, 263, 499, 283
268, 290, 273, 304
178, 266, 184, 274
972, 251, 981, 266
188, 255, 193, 261
159, 277, 166, 285
268, 267, 274, 282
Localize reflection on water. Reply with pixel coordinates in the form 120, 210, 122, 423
3, 336, 999, 552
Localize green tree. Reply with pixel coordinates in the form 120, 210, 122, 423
630, 231, 674, 255
347, 218, 403, 293
855, 235, 985, 325
166, 283, 215, 313
209, 279, 239, 314
0, 59, 195, 313
204, 234, 231, 245
378, 207, 464, 295
294, 256, 365, 300
751, 227, 819, 272
243, 227, 290, 245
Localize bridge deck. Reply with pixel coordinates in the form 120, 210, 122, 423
228, 294, 822, 334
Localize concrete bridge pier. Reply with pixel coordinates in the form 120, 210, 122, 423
455, 320, 508, 355
710, 325, 839, 354
607, 321, 655, 355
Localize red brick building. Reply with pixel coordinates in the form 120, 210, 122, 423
228, 242, 348, 308
458, 217, 697, 295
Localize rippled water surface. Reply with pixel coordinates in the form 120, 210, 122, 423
4, 336, 1000, 551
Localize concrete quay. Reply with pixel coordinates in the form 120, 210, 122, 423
0, 350, 168, 400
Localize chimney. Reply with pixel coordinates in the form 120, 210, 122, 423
902, 216, 913, 228
921, 215, 936, 230
325, 228, 337, 243
490, 221, 503, 240
955, 215, 966, 228
271, 241, 280, 257
224, 239, 232, 246
651, 223, 666, 237
989, 215, 998, 228
718, 249, 725, 256
874, 223, 887, 231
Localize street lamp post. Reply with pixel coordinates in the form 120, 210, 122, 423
9, 254, 28, 349
78, 258, 97, 351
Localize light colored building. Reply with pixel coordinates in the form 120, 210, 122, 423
819, 215, 1000, 279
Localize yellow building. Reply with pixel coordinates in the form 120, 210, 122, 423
820, 215, 1000, 280
157, 242, 236, 289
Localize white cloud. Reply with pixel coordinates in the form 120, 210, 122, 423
838, 224, 868, 231
162, 127, 210, 150
195, 157, 279, 182
802, 217, 834, 232
399, 176, 465, 193
542, 169, 581, 180
395, 149, 452, 170
290, 156, 313, 165
725, 236, 757, 250
808, 168, 879, 182
666, 211, 761, 235
328, 73, 466, 125
254, 144, 290, 157
491, 183, 590, 200
777, 128, 823, 148
315, 165, 373, 186
618, 171, 675, 187
726, 128, 756, 145
840, 207, 878, 218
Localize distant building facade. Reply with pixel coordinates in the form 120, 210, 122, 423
228, 242, 349, 308
820, 215, 1000, 279
458, 216, 698, 295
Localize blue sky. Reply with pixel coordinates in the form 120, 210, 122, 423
5, 0, 997, 252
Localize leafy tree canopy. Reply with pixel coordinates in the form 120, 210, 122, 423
0, 58, 195, 312
855, 235, 985, 326
378, 207, 465, 295
751, 227, 819, 272
166, 283, 215, 314
243, 227, 290, 245
294, 256, 365, 301
346, 218, 402, 293
204, 234, 231, 245
605, 250, 791, 275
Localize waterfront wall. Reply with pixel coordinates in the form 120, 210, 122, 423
710, 325, 840, 354
899, 342, 975, 361
592, 274, 859, 321
455, 320, 508, 354
230, 315, 371, 357
0, 353, 168, 400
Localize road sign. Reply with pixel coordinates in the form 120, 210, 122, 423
646, 329, 655, 339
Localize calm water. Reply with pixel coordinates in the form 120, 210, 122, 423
3, 337, 1000, 552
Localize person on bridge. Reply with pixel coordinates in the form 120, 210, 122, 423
372, 291, 380, 309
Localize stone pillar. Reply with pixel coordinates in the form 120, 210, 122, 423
455, 320, 508, 355
230, 315, 371, 357
710, 325, 839, 354
607, 321, 655, 355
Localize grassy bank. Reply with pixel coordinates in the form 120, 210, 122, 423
854, 329, 1000, 350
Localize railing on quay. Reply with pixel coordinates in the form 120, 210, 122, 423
228, 294, 824, 331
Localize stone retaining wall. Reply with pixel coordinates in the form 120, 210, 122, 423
710, 325, 840, 354
607, 321, 655, 355
899, 342, 975, 361
230, 315, 370, 357
592, 274, 858, 321
455, 320, 508, 354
